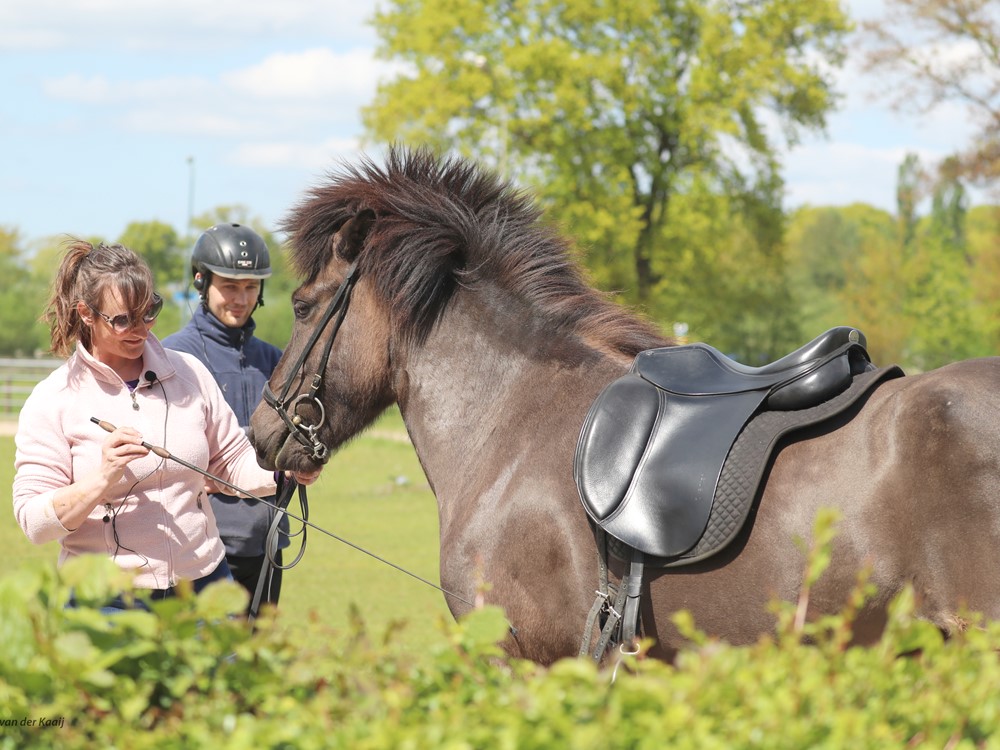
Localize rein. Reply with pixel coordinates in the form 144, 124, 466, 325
90, 417, 476, 609
261, 260, 360, 463
248, 474, 308, 626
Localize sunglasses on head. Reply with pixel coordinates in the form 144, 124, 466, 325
87, 293, 164, 334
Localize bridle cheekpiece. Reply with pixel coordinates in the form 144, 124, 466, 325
261, 260, 360, 462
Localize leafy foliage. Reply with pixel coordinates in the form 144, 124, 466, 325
364, 0, 851, 359
786, 158, 1000, 370
3, 517, 1000, 749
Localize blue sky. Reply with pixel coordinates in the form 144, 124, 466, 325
0, 0, 979, 250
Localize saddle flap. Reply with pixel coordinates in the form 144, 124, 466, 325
574, 374, 662, 521
575, 373, 764, 558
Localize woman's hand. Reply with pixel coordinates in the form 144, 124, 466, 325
97, 427, 150, 490
51, 426, 150, 530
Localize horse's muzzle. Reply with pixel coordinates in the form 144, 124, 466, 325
246, 426, 273, 471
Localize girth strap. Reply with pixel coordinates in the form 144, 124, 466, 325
582, 538, 645, 662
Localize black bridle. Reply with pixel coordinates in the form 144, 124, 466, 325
261, 260, 359, 463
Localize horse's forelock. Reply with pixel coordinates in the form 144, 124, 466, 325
282, 146, 667, 354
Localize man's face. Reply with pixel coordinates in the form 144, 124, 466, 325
203, 275, 261, 328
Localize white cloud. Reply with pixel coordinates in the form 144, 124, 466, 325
231, 136, 361, 170
0, 0, 378, 51
42, 74, 212, 105
223, 48, 382, 100
38, 48, 380, 142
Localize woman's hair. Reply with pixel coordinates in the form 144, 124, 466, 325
43, 238, 155, 357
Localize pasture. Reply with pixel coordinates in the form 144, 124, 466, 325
0, 408, 453, 651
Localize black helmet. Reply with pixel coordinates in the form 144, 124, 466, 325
191, 223, 272, 287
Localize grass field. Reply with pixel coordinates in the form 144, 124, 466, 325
0, 408, 454, 651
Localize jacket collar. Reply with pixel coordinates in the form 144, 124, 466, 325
73, 332, 177, 388
194, 305, 256, 348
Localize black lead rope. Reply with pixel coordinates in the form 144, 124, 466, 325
247, 475, 308, 627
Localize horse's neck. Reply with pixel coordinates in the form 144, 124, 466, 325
396, 291, 624, 511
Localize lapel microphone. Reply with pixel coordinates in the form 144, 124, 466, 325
144, 371, 158, 385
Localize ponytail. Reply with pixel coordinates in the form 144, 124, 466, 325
42, 238, 154, 357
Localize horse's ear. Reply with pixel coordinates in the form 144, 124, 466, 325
334, 208, 376, 262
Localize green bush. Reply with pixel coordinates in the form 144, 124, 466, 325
3, 514, 1000, 749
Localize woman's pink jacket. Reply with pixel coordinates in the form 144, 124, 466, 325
13, 333, 277, 590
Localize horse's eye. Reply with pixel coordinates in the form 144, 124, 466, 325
293, 300, 311, 320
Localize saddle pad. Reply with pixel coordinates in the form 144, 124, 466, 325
604, 364, 905, 567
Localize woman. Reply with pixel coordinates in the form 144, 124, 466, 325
12, 239, 316, 603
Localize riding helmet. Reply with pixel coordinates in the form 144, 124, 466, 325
192, 223, 272, 289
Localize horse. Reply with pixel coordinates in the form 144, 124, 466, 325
250, 146, 1000, 665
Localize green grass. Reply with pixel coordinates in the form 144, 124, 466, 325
0, 408, 453, 651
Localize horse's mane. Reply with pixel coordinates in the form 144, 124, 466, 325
281, 146, 668, 358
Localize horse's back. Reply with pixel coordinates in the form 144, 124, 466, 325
645, 357, 1000, 653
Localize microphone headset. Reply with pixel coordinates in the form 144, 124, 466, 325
103, 369, 168, 568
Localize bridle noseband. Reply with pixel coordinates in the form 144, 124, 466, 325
261, 260, 359, 462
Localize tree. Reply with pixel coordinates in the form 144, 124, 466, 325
0, 227, 50, 356
862, 0, 1000, 187
118, 221, 184, 288
903, 161, 982, 369
785, 204, 907, 363
896, 152, 924, 252
364, 0, 852, 332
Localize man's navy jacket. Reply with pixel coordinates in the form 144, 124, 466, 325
163, 305, 288, 556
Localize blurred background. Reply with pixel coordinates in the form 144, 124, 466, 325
2, 0, 997, 380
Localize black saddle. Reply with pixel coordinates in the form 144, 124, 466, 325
574, 327, 876, 560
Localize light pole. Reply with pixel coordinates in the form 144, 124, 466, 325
186, 155, 195, 237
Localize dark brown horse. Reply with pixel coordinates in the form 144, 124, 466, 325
250, 147, 1000, 664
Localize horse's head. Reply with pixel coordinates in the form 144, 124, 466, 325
250, 146, 668, 472
250, 208, 395, 472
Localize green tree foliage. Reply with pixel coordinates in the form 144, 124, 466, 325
787, 153, 1000, 370
786, 204, 908, 363
896, 152, 923, 252
968, 204, 1000, 352
364, 0, 851, 359
118, 220, 184, 287
0, 227, 50, 356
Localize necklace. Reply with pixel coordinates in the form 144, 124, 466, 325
126, 378, 141, 410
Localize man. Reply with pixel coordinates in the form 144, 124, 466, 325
163, 223, 288, 612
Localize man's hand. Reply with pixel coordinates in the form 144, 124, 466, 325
286, 469, 321, 486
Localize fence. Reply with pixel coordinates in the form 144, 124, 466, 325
0, 358, 62, 417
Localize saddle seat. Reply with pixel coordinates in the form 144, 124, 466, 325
635, 325, 871, 409
574, 327, 876, 560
